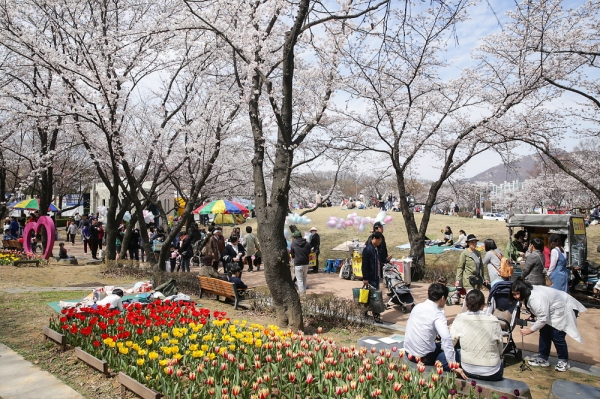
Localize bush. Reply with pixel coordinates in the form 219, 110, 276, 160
151, 269, 200, 295
422, 262, 456, 283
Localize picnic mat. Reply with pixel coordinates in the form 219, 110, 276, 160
424, 246, 446, 255
47, 295, 138, 313
396, 243, 411, 250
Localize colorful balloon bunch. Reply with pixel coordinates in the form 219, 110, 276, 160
326, 211, 393, 232
283, 213, 312, 250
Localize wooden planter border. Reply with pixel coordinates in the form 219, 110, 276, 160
42, 326, 66, 351
74, 347, 109, 375
118, 372, 162, 399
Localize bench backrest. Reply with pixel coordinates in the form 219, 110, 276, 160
198, 276, 236, 296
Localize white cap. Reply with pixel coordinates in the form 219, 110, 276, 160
310, 227, 317, 231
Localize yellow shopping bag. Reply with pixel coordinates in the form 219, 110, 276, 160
358, 288, 369, 304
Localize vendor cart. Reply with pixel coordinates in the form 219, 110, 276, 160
506, 214, 598, 293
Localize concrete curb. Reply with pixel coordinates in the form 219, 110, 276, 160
0, 343, 84, 399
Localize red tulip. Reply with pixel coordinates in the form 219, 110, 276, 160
306, 374, 314, 384
189, 372, 196, 381
335, 386, 343, 395
393, 382, 403, 392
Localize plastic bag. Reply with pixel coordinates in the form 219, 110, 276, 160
358, 288, 369, 304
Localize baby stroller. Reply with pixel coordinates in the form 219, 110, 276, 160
488, 280, 523, 364
383, 264, 415, 313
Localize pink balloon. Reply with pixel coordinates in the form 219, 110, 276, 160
326, 220, 337, 228
329, 216, 338, 221
384, 216, 393, 224
345, 220, 354, 227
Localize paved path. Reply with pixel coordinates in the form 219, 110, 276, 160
0, 343, 84, 399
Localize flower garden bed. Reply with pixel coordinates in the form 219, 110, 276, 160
0, 249, 46, 266
47, 300, 510, 399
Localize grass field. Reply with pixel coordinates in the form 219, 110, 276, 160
267, 207, 600, 277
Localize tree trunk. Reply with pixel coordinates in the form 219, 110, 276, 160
104, 187, 119, 260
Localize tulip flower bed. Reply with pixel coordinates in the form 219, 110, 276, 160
48, 300, 507, 399
0, 249, 44, 265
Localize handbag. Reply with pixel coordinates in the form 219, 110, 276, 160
467, 251, 484, 287
544, 272, 553, 287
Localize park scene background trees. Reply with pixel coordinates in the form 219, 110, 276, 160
0, 0, 599, 328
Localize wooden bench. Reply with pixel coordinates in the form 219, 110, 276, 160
14, 259, 40, 267
2, 240, 23, 251
198, 276, 242, 310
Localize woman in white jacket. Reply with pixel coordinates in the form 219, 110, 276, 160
450, 289, 504, 381
511, 280, 586, 372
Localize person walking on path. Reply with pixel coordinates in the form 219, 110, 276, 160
290, 230, 311, 295
548, 234, 569, 292
309, 227, 320, 273
242, 226, 260, 272
67, 221, 78, 245
88, 219, 100, 260
81, 222, 91, 255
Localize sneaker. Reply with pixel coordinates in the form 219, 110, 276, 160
555, 361, 571, 372
528, 357, 550, 367
256, 267, 260, 271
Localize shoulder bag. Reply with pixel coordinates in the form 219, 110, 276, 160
537, 252, 552, 286
492, 251, 514, 278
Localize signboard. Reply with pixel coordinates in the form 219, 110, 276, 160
572, 217, 585, 235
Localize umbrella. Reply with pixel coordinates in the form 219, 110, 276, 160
193, 200, 249, 215
11, 198, 61, 212
11, 199, 39, 210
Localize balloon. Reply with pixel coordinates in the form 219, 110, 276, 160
344, 219, 354, 227
374, 211, 386, 223
143, 210, 155, 224
384, 215, 393, 224
284, 229, 291, 238
358, 223, 367, 232
123, 211, 131, 222
96, 206, 107, 216
329, 216, 338, 221
326, 220, 337, 228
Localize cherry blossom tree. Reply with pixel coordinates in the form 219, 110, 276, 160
492, 0, 600, 204
183, 0, 390, 329
339, 0, 545, 279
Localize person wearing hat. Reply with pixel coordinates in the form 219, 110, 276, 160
290, 229, 311, 295
456, 234, 489, 293
309, 227, 320, 273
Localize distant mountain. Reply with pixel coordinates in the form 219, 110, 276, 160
464, 155, 539, 185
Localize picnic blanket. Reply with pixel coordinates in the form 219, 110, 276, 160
396, 243, 411, 250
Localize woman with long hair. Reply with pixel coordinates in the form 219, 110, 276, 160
547, 234, 569, 292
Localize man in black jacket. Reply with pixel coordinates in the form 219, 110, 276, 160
290, 230, 311, 295
366, 222, 392, 263
362, 231, 386, 288
89, 219, 100, 260
180, 224, 202, 272
309, 227, 320, 273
